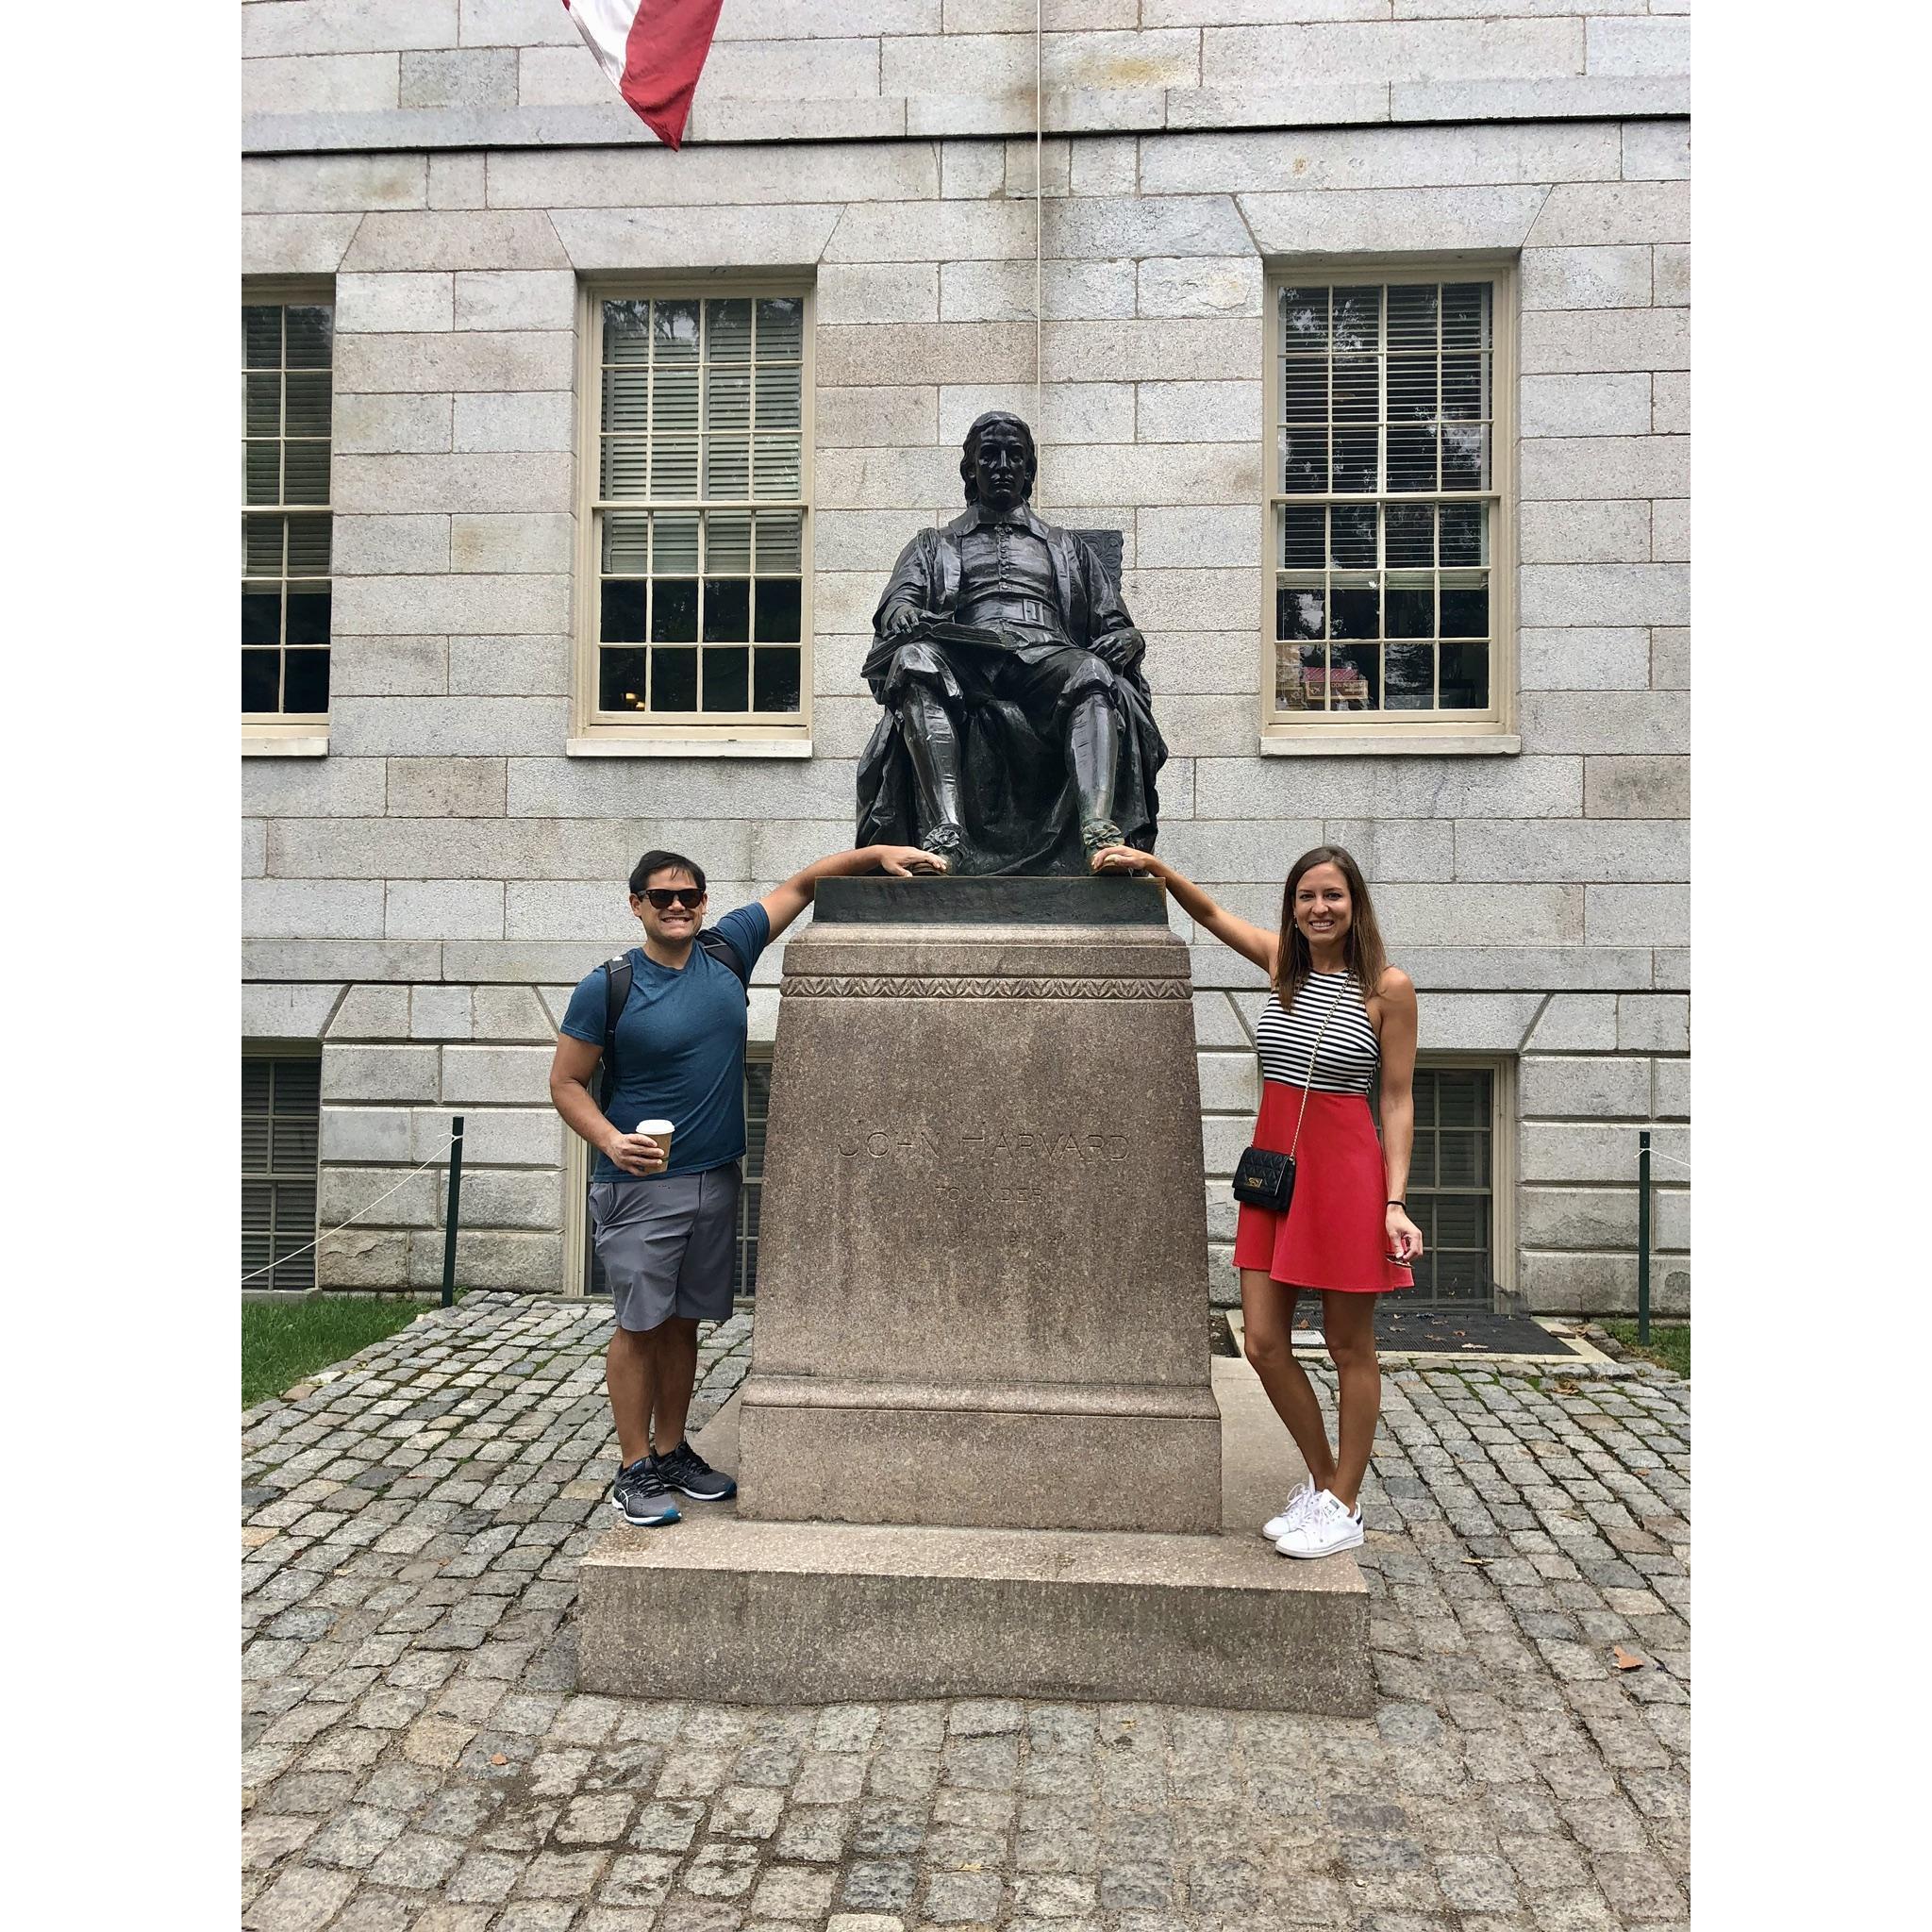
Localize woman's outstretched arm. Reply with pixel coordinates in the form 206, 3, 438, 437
1091, 846, 1277, 977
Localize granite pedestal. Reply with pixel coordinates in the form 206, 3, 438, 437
578, 876, 1373, 1712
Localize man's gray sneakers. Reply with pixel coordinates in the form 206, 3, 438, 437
610, 1456, 681, 1526
654, 1439, 738, 1501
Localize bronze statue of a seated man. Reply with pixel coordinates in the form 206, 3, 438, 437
856, 412, 1166, 876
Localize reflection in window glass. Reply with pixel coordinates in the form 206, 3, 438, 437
1270, 278, 1496, 718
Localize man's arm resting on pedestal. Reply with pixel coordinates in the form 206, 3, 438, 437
758, 843, 947, 939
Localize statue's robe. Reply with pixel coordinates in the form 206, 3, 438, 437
856, 505, 1167, 875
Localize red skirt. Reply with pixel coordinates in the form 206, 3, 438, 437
1232, 1082, 1413, 1294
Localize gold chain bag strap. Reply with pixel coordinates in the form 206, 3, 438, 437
1230, 977, 1348, 1214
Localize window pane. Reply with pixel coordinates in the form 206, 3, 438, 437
242, 587, 282, 647
705, 437, 749, 496
706, 366, 751, 434
284, 305, 333, 368
1329, 580, 1378, 641
1441, 353, 1485, 421
605, 297, 650, 360
1441, 283, 1488, 350
708, 510, 753, 574
1385, 641, 1434, 709
651, 432, 700, 496
752, 647, 802, 713
754, 510, 802, 574
600, 580, 646, 641
1385, 283, 1438, 353
755, 578, 802, 643
755, 295, 804, 358
1330, 644, 1379, 708
602, 363, 649, 433
1441, 641, 1490, 709
242, 650, 281, 711
1331, 285, 1380, 354
1280, 504, 1324, 568
600, 647, 648, 710
1387, 425, 1437, 493
243, 516, 284, 576
1280, 428, 1326, 493
704, 578, 751, 641
286, 516, 331, 575
753, 437, 801, 498
602, 510, 649, 575
701, 646, 749, 711
655, 298, 700, 361
1282, 642, 1325, 710
1282, 359, 1324, 423
653, 647, 698, 709
1331, 429, 1376, 495
1331, 356, 1376, 423
1276, 583, 1324, 641
244, 441, 280, 505
755, 362, 802, 431
654, 511, 699, 575
283, 440, 330, 504
708, 297, 752, 362
601, 438, 649, 497
284, 372, 331, 437
1440, 576, 1489, 638
1441, 424, 1490, 492
1278, 286, 1327, 349
652, 580, 699, 642
1438, 1129, 1490, 1189
1329, 503, 1374, 568
1439, 503, 1486, 566
246, 372, 281, 436
242, 306, 281, 369
1385, 577, 1432, 639
286, 585, 331, 646
283, 649, 330, 713
1385, 504, 1433, 568
1386, 358, 1438, 422
653, 362, 699, 433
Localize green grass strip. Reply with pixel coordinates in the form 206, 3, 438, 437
242, 1294, 430, 1408
1601, 1319, 1689, 1379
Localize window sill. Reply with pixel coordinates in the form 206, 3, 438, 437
242, 732, 329, 758
565, 736, 813, 759
1257, 732, 1519, 758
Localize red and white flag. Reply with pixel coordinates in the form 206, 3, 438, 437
561, 0, 725, 150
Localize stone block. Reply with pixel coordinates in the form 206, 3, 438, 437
1389, 72, 1685, 121
333, 692, 570, 758
472, 987, 557, 1042
1136, 504, 1262, 570
816, 446, 974, 510
334, 391, 454, 455
1414, 991, 1543, 1053
242, 212, 361, 276
327, 637, 448, 699
386, 757, 508, 818
1522, 691, 1686, 756
407, 1228, 563, 1291
1520, 308, 1689, 375
1135, 379, 1260, 445
387, 881, 507, 940
1199, 18, 1579, 87
1345, 883, 1584, 948
330, 984, 412, 1041
1651, 626, 1690, 690
449, 634, 572, 697
334, 515, 451, 577
1521, 1186, 1636, 1251
451, 391, 574, 453
508, 755, 855, 821
816, 385, 940, 450
1453, 820, 1688, 884
1398, 945, 1654, 994
817, 323, 1034, 389
1197, 1051, 1257, 1114
1520, 1055, 1651, 1121
505, 881, 677, 942
1653, 1057, 1690, 1119
552, 204, 843, 273
941, 380, 1137, 445
242, 983, 341, 1041
336, 272, 454, 335
1042, 194, 1254, 261
1520, 504, 1651, 567
336, 573, 571, 636
1519, 1251, 1688, 1319
1158, 694, 1269, 758
401, 47, 516, 108
1654, 946, 1690, 991
1521, 245, 1653, 312
242, 152, 427, 213
818, 263, 941, 326
244, 2, 458, 58
441, 1044, 557, 1106
1617, 995, 1690, 1055
410, 1106, 561, 1165
323, 1165, 441, 1229
1521, 437, 1690, 507
1527, 181, 1690, 247
695, 32, 885, 98
1584, 749, 1692, 819
323, 1044, 441, 1105
1004, 130, 1071, 199
322, 1107, 414, 1164
317, 1228, 410, 1290
1520, 1122, 1688, 1187
1527, 994, 1618, 1054
1654, 243, 1690, 308
1321, 817, 1456, 883
491, 140, 938, 210
343, 210, 571, 272
335, 329, 571, 395
1137, 630, 1261, 696
1138, 256, 1262, 319
243, 52, 401, 114
453, 269, 577, 331
242, 819, 266, 878
1517, 624, 1650, 697
246, 940, 441, 981
1587, 16, 1690, 77
941, 136, 1006, 198
1519, 374, 1652, 441
454, 1168, 564, 1231
427, 150, 486, 208
245, 879, 386, 940
1238, 183, 1546, 257
1584, 885, 1688, 948
460, 0, 587, 47
1191, 989, 1250, 1051
1046, 317, 1261, 385
1192, 751, 1584, 823
333, 451, 574, 514
941, 258, 1138, 324
450, 514, 574, 575
411, 986, 475, 1041
1152, 818, 1319, 885
1651, 498, 1690, 563
1621, 120, 1691, 181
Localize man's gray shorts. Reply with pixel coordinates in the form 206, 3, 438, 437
590, 1165, 741, 1332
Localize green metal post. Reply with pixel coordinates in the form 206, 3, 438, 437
1637, 1128, 1652, 1345
441, 1115, 465, 1309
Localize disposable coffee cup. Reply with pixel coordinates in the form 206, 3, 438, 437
636, 1119, 674, 1167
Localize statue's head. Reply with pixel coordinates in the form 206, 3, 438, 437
960, 411, 1037, 510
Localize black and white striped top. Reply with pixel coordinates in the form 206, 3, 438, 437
1256, 970, 1381, 1095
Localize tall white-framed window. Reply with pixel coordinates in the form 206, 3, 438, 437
574, 284, 812, 749
242, 284, 334, 747
1262, 265, 1516, 745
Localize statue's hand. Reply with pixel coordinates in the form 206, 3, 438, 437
1093, 628, 1145, 670
881, 603, 924, 638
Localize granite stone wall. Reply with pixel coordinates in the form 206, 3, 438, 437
242, 0, 1690, 1315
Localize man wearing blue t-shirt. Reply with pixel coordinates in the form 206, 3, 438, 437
549, 840, 941, 1527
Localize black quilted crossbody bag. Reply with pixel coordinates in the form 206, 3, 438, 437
1231, 980, 1346, 1215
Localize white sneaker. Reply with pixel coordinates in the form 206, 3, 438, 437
1274, 1490, 1363, 1559
1261, 1476, 1318, 1541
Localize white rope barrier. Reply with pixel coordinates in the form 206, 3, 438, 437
242, 1130, 460, 1288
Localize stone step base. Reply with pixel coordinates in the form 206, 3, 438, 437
577, 1360, 1373, 1715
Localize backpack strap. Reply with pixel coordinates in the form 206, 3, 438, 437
696, 925, 752, 1003
597, 954, 632, 1110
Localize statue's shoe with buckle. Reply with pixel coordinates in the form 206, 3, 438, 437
1079, 818, 1125, 861
921, 822, 965, 860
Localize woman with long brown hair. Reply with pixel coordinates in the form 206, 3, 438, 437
1091, 841, 1424, 1558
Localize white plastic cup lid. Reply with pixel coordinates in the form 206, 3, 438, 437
636, 1119, 674, 1135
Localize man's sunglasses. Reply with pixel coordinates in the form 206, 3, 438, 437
639, 887, 704, 910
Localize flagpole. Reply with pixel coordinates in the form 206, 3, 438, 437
1034, 0, 1044, 488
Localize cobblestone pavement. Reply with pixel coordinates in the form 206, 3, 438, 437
242, 1294, 1690, 1932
